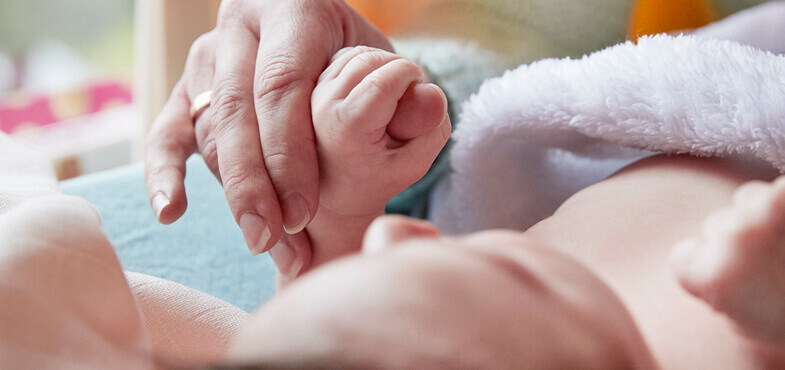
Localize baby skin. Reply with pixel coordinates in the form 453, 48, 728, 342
672, 176, 785, 355
276, 46, 785, 366
271, 46, 451, 280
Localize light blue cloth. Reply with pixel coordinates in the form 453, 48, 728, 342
61, 156, 276, 312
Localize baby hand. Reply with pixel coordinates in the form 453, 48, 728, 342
311, 46, 451, 217
269, 47, 450, 283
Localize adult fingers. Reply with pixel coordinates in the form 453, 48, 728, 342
210, 23, 283, 256
187, 34, 220, 180
145, 32, 216, 225
269, 232, 312, 286
144, 83, 197, 225
252, 2, 369, 235
253, 52, 317, 233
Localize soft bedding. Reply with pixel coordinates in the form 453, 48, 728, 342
61, 157, 277, 312
4, 2, 785, 366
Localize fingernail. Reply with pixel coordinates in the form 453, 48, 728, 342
289, 257, 304, 279
427, 83, 447, 104
270, 243, 304, 279
239, 213, 272, 256
152, 193, 170, 220
427, 83, 450, 124
283, 192, 311, 234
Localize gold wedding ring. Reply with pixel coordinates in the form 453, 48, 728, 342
190, 90, 214, 121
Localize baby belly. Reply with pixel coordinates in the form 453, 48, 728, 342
525, 155, 780, 368
601, 252, 762, 369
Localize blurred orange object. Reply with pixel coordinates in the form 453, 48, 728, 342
344, 0, 432, 35
628, 0, 717, 41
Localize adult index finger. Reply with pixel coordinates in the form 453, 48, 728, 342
253, 1, 393, 236
251, 2, 360, 235
144, 83, 197, 224
210, 23, 284, 256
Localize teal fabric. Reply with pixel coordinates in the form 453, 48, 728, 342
59, 151, 447, 311
61, 156, 276, 312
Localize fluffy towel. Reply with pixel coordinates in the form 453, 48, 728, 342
430, 34, 785, 234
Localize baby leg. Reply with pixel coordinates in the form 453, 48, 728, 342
672, 175, 785, 353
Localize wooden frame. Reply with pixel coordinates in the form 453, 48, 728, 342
132, 0, 220, 160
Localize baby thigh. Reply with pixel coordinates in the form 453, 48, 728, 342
525, 154, 781, 369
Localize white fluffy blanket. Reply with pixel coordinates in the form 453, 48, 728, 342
430, 34, 785, 234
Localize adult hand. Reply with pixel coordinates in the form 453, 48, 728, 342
144, 0, 393, 256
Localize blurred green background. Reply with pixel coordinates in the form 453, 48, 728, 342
0, 0, 134, 82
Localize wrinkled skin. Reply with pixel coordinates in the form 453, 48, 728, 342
144, 0, 393, 263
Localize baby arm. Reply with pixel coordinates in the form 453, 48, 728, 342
276, 47, 450, 281
672, 176, 785, 355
